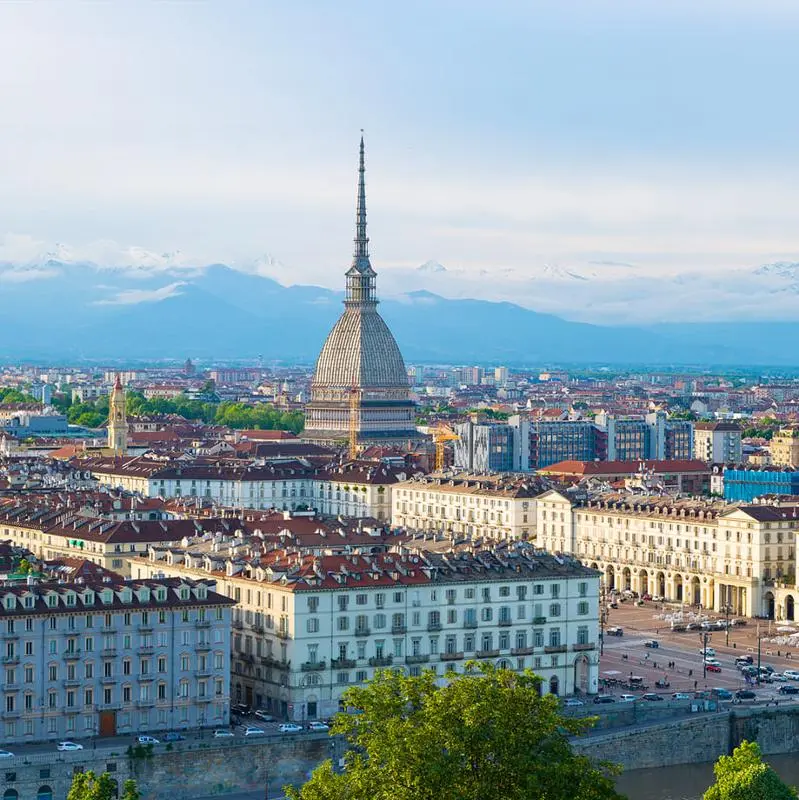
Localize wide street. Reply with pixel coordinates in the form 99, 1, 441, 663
598, 600, 798, 701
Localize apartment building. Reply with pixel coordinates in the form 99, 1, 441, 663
771, 428, 799, 469
693, 421, 742, 464
537, 489, 799, 619
85, 458, 404, 520
391, 474, 544, 541
131, 543, 600, 720
0, 576, 233, 744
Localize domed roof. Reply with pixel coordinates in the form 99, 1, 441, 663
313, 306, 409, 389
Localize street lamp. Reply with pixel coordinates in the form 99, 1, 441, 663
700, 631, 712, 681
725, 586, 732, 647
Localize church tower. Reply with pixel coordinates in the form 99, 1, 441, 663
107, 374, 128, 454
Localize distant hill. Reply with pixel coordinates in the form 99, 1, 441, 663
0, 260, 794, 365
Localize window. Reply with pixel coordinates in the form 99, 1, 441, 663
577, 601, 589, 616
549, 603, 561, 618
306, 618, 319, 633
578, 582, 588, 597
577, 626, 589, 645
548, 629, 561, 647
550, 584, 560, 598
337, 617, 349, 631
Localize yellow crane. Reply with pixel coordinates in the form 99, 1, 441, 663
431, 424, 459, 471
349, 387, 360, 461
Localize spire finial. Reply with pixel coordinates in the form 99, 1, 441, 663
346, 132, 377, 305
354, 131, 369, 262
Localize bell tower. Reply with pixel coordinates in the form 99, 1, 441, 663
107, 374, 128, 454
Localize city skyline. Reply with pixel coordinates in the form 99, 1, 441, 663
3, 2, 799, 325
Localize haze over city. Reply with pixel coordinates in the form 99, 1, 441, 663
4, 1, 799, 325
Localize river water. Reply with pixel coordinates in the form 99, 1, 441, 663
615, 754, 799, 799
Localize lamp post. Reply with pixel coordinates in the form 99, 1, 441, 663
599, 582, 608, 656
700, 631, 712, 682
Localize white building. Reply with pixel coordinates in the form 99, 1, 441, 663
131, 543, 600, 719
693, 421, 742, 464
392, 474, 542, 541
537, 489, 799, 619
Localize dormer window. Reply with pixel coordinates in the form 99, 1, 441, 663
65, 593, 76, 606
180, 588, 190, 601
102, 590, 113, 605
4, 595, 15, 611
47, 595, 58, 608
139, 588, 150, 603
84, 592, 94, 606
156, 589, 167, 603
196, 586, 207, 600
121, 590, 132, 604
24, 596, 34, 609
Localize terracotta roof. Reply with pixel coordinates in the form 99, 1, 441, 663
539, 459, 710, 476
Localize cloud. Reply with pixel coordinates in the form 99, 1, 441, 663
0, 268, 60, 283
94, 282, 187, 306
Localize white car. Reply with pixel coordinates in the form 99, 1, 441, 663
0, 750, 14, 758
784, 670, 799, 680
57, 741, 84, 751
278, 723, 303, 733
136, 735, 160, 745
213, 729, 234, 738
671, 693, 692, 700
618, 694, 637, 703
254, 710, 276, 722
307, 721, 330, 732
704, 658, 721, 667
242, 726, 265, 736
563, 698, 585, 707
700, 648, 716, 657
771, 673, 788, 682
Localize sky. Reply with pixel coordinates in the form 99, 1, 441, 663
2, 1, 799, 318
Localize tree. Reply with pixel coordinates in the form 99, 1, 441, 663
285, 663, 625, 800
121, 779, 141, 800
703, 741, 797, 800
66, 770, 120, 800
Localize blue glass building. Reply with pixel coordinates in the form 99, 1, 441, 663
723, 467, 799, 502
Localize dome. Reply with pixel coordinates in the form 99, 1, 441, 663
313, 306, 409, 389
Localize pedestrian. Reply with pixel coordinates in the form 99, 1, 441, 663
694, 680, 698, 690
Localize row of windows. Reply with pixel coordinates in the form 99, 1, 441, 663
3, 607, 221, 633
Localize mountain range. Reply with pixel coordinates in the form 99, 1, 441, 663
1, 249, 799, 366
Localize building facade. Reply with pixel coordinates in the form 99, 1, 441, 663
391, 474, 542, 541
106, 375, 128, 455
302, 138, 417, 447
536, 489, 799, 619
771, 428, 799, 469
693, 421, 742, 464
0, 576, 233, 744
454, 421, 514, 472
722, 466, 799, 503
131, 544, 600, 720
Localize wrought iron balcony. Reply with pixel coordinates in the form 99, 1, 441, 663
368, 656, 393, 667
474, 649, 500, 659
439, 652, 464, 662
301, 661, 327, 672
331, 658, 356, 669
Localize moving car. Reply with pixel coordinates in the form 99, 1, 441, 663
231, 703, 250, 717
563, 698, 585, 707
706, 664, 722, 673
57, 742, 83, 751
779, 684, 799, 695
644, 640, 659, 649
671, 693, 692, 700
279, 723, 303, 733
700, 648, 716, 658
136, 736, 160, 745
735, 656, 754, 666
771, 673, 788, 682
307, 721, 330, 732
710, 688, 732, 700
618, 694, 637, 703
213, 729, 235, 738
641, 693, 664, 702
0, 750, 14, 758
254, 710, 276, 722
783, 669, 799, 680
164, 732, 185, 742
593, 695, 616, 704
704, 658, 721, 667
242, 726, 265, 737
735, 690, 757, 700
606, 627, 624, 637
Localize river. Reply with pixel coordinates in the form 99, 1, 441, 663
615, 754, 799, 799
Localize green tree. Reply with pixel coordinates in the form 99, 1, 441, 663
66, 770, 119, 800
285, 663, 625, 800
121, 779, 141, 800
703, 741, 797, 800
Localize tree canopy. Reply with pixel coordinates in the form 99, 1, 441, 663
285, 663, 625, 800
703, 741, 797, 800
67, 771, 139, 800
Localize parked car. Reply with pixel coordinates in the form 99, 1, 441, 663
563, 698, 585, 707
783, 669, 799, 680
593, 695, 616, 704
618, 694, 637, 703
136, 735, 160, 745
213, 729, 235, 738
279, 723, 303, 733
706, 664, 722, 673
779, 684, 799, 695
704, 658, 721, 667
254, 710, 276, 722
711, 688, 732, 700
700, 648, 716, 658
644, 640, 659, 649
771, 673, 788, 682
671, 693, 692, 700
0, 750, 14, 758
606, 627, 624, 637
231, 703, 250, 717
641, 693, 664, 702
735, 690, 757, 700
57, 742, 83, 751
735, 655, 754, 666
164, 732, 185, 742
242, 726, 265, 737
307, 721, 330, 732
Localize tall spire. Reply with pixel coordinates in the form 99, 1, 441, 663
354, 132, 369, 266
346, 132, 377, 305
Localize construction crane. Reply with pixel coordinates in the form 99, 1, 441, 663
348, 387, 361, 461
431, 424, 459, 471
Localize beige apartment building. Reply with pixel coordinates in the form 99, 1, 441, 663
771, 428, 799, 468
537, 490, 799, 620
391, 474, 542, 541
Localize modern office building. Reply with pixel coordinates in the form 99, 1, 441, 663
453, 421, 514, 472
0, 576, 233, 744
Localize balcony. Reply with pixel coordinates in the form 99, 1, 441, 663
101, 626, 116, 634
1, 655, 19, 665
138, 646, 154, 655
510, 647, 534, 656
331, 658, 356, 669
63, 678, 81, 688
196, 642, 211, 652
368, 656, 394, 667
572, 643, 596, 652
197, 696, 212, 704
462, 620, 478, 629
439, 652, 464, 662
427, 622, 442, 632
301, 661, 327, 672
354, 628, 371, 638
135, 699, 155, 708
138, 625, 153, 634
260, 654, 290, 669
232, 620, 244, 630
195, 620, 211, 629
276, 629, 290, 640
137, 675, 154, 683
101, 647, 117, 657
498, 619, 512, 627
391, 625, 407, 635
2, 632, 19, 641
100, 676, 117, 685
2, 710, 21, 719
533, 617, 547, 625
544, 645, 568, 654
474, 649, 500, 659
62, 651, 81, 661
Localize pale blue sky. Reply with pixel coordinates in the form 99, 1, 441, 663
2, 0, 799, 289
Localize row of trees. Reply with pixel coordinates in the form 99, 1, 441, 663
68, 772, 139, 800
51, 391, 305, 434
284, 665, 798, 800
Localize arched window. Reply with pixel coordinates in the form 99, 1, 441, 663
37, 788, 53, 800
4, 789, 20, 800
